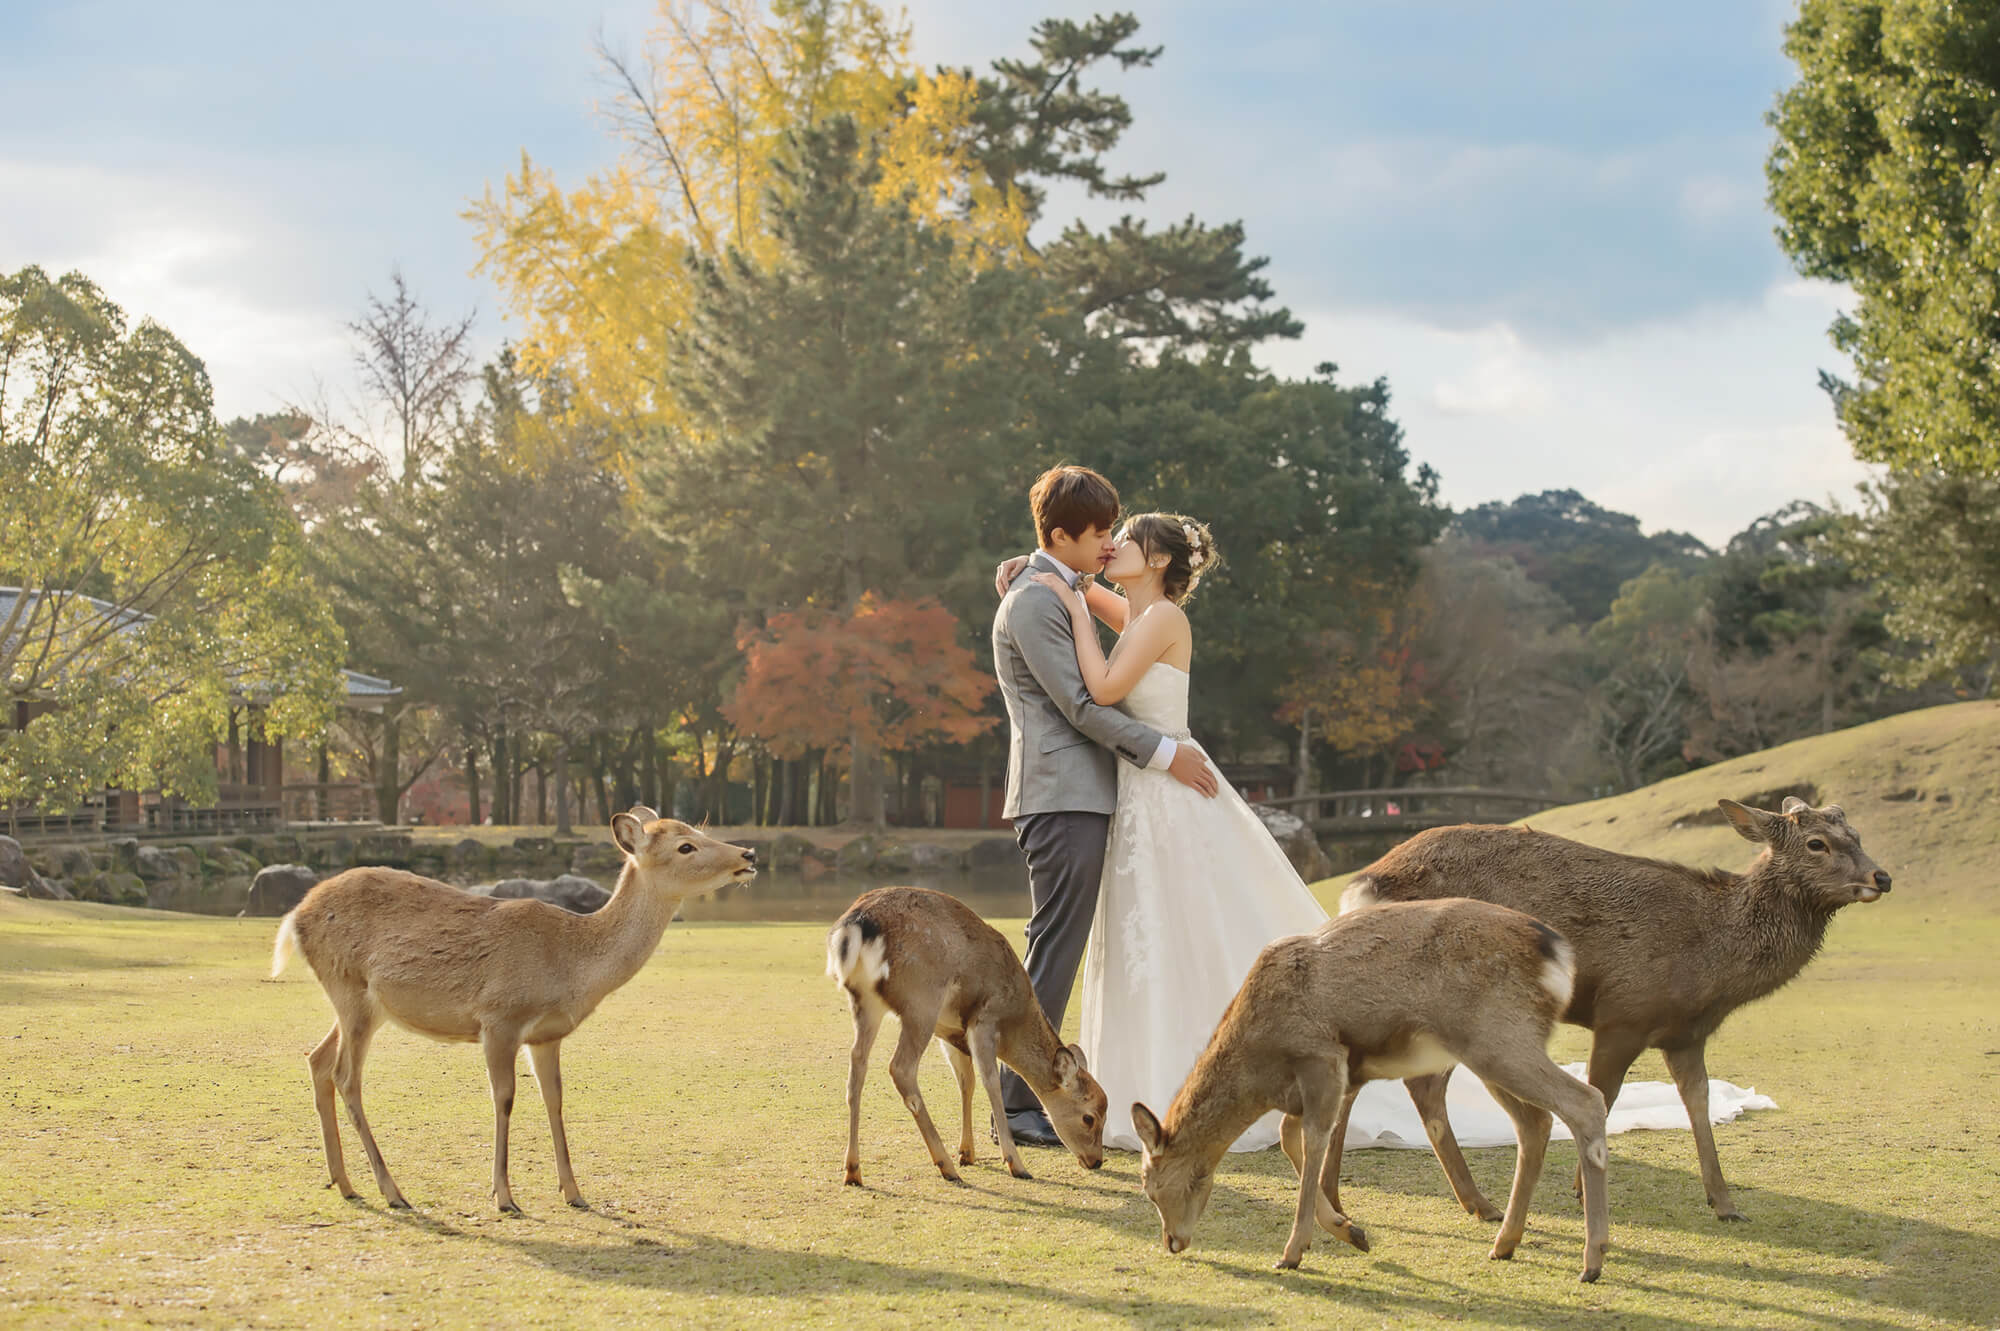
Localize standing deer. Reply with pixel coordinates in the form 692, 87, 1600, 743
1132, 898, 1611, 1283
827, 886, 1108, 1185
271, 807, 754, 1212
1340, 795, 1890, 1222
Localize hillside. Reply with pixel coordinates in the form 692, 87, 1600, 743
1319, 699, 2000, 918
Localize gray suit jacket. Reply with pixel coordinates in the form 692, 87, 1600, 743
992, 552, 1166, 819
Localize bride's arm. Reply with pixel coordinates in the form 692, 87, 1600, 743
1049, 584, 1175, 705
1083, 580, 1128, 632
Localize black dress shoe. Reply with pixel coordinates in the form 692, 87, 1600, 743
1002, 1109, 1062, 1148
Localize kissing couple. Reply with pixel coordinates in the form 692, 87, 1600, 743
989, 464, 1330, 1153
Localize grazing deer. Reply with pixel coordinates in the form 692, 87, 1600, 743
1341, 796, 1890, 1222
271, 807, 754, 1212
1133, 899, 1610, 1282
827, 886, 1108, 1185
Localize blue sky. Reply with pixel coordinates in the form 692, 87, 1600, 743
1, 0, 1866, 545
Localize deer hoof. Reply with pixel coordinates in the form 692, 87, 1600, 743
1345, 1224, 1371, 1254
1008, 1164, 1034, 1181
497, 1201, 522, 1215
1579, 1266, 1601, 1284
1488, 1246, 1514, 1262
567, 1197, 590, 1210
386, 1197, 411, 1211
1473, 1201, 1503, 1222
1716, 1210, 1748, 1223
959, 1150, 976, 1166
1274, 1255, 1301, 1271
843, 1173, 863, 1187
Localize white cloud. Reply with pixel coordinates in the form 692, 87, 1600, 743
1259, 279, 1876, 546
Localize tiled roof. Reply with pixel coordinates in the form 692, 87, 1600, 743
1, 586, 398, 702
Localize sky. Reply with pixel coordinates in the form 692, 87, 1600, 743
0, 0, 1869, 547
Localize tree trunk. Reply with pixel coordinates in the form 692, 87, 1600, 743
377, 705, 403, 825
590, 732, 612, 825
1294, 705, 1313, 801
490, 731, 509, 825
464, 743, 482, 826
534, 759, 548, 825
640, 727, 658, 811
316, 743, 331, 821
554, 739, 573, 836
776, 757, 794, 826
850, 729, 885, 829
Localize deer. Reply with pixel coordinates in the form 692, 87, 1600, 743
270, 806, 754, 1213
827, 886, 1109, 1186
1339, 795, 1890, 1224
1132, 898, 1611, 1282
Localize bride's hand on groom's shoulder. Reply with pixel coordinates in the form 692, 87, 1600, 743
994, 554, 1031, 596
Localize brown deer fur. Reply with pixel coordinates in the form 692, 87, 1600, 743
826, 886, 1109, 1185
1132, 899, 1611, 1282
271, 807, 754, 1212
1340, 796, 1890, 1222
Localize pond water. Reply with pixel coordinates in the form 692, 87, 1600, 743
149, 862, 1033, 925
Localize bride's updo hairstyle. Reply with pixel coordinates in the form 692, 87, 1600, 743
1123, 513, 1218, 606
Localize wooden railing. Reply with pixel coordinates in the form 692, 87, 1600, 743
1259, 786, 1566, 837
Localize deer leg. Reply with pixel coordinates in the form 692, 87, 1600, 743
1278, 1061, 1348, 1270
1477, 1082, 1552, 1264
942, 1038, 977, 1166
329, 999, 407, 1209
1280, 1101, 1365, 1248
968, 1023, 1031, 1179
843, 992, 885, 1186
1576, 1029, 1643, 1201
1408, 1070, 1503, 1221
482, 1029, 523, 1213
527, 1041, 586, 1209
307, 1022, 356, 1199
886, 1005, 958, 1183
1480, 1052, 1611, 1284
1663, 1041, 1743, 1221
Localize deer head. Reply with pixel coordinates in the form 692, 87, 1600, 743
1132, 1101, 1215, 1253
1718, 797, 1890, 907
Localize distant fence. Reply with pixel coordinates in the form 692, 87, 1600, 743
1259, 786, 1567, 838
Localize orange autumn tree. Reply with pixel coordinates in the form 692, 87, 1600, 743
1278, 591, 1435, 792
725, 595, 996, 825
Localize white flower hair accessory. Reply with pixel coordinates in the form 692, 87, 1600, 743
1181, 520, 1209, 572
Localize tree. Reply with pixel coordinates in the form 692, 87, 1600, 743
726, 594, 995, 779
1584, 564, 1706, 791
1449, 489, 1710, 625
652, 116, 1037, 823
1834, 466, 2000, 694
0, 266, 344, 811
1768, 1, 2000, 471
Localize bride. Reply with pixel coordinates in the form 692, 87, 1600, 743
1021, 513, 1772, 1153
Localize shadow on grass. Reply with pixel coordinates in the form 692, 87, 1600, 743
1312, 1145, 2000, 1329
382, 1206, 1257, 1326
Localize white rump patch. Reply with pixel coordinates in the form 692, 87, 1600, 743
1538, 937, 1577, 1009
1337, 877, 1381, 916
826, 924, 890, 993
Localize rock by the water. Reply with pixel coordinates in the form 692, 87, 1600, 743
248, 864, 321, 916
1250, 803, 1334, 883
0, 835, 55, 897
569, 840, 625, 874
835, 834, 885, 872
473, 874, 610, 915
134, 845, 200, 882
768, 833, 813, 871
81, 871, 148, 907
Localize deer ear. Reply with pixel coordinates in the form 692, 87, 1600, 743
1822, 803, 1846, 822
611, 812, 645, 855
1052, 1045, 1079, 1089
1065, 1041, 1089, 1075
1718, 799, 1777, 843
1780, 796, 1809, 816
1131, 1102, 1167, 1155
628, 804, 661, 823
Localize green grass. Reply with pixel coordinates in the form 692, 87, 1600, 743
4, 702, 1999, 1328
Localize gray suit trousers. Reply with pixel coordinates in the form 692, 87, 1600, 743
1000, 809, 1109, 1117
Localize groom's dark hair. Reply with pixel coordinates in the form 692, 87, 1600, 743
1030, 465, 1120, 547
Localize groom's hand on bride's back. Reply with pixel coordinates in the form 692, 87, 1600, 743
1169, 747, 1220, 798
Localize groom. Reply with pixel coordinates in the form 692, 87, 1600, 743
990, 464, 1219, 1146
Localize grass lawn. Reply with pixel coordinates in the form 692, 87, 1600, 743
4, 702, 1999, 1328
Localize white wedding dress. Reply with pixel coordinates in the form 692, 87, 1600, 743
1077, 662, 1777, 1153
